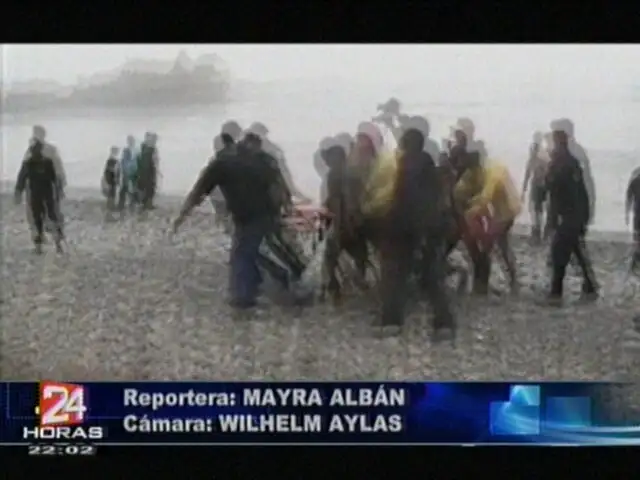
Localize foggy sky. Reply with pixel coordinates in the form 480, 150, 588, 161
3, 44, 640, 87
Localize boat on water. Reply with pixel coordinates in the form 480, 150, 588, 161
2, 51, 230, 113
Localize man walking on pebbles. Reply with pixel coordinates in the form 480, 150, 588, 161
545, 120, 599, 304
172, 132, 295, 309
14, 126, 65, 254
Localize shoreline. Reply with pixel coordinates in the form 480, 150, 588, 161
1, 180, 633, 245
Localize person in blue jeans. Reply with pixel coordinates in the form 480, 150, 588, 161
173, 133, 292, 308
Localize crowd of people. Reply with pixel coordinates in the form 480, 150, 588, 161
12, 98, 640, 339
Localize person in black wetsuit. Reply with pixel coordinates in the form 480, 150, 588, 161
546, 124, 599, 303
172, 133, 300, 309
626, 166, 640, 272
102, 146, 120, 217
378, 127, 455, 339
15, 138, 65, 254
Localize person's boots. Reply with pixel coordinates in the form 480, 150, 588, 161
472, 253, 490, 295
33, 235, 44, 255
530, 224, 542, 245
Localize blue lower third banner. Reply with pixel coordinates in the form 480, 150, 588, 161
2, 382, 640, 445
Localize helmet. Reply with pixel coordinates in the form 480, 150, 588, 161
356, 122, 384, 152
221, 120, 242, 139
247, 122, 269, 138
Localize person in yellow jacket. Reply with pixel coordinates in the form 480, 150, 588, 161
462, 159, 522, 292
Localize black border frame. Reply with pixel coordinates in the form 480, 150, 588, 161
4, 1, 639, 42
4, 0, 640, 477
5, 445, 637, 477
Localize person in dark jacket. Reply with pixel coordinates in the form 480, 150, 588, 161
24, 126, 66, 236
378, 128, 455, 339
546, 125, 599, 303
102, 146, 120, 217
626, 166, 640, 273
553, 118, 596, 226
14, 138, 65, 254
172, 134, 288, 308
137, 132, 160, 212
210, 123, 243, 232
211, 121, 243, 229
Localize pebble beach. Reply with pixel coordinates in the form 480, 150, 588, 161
2, 187, 639, 384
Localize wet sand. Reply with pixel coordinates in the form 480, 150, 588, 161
1, 187, 639, 383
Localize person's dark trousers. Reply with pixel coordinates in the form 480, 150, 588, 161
139, 182, 154, 211
118, 179, 138, 212
229, 217, 273, 307
105, 182, 117, 211
136, 171, 156, 211
419, 234, 456, 331
379, 236, 415, 327
550, 221, 598, 297
379, 234, 455, 330
30, 188, 63, 248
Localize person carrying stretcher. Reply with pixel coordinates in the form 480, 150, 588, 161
454, 146, 521, 294
172, 133, 309, 309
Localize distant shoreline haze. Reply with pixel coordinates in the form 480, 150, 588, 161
1, 51, 230, 113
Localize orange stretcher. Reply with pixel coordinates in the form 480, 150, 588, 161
282, 205, 333, 234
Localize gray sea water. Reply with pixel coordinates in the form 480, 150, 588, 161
2, 77, 639, 232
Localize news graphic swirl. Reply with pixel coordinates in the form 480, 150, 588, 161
121, 384, 407, 441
